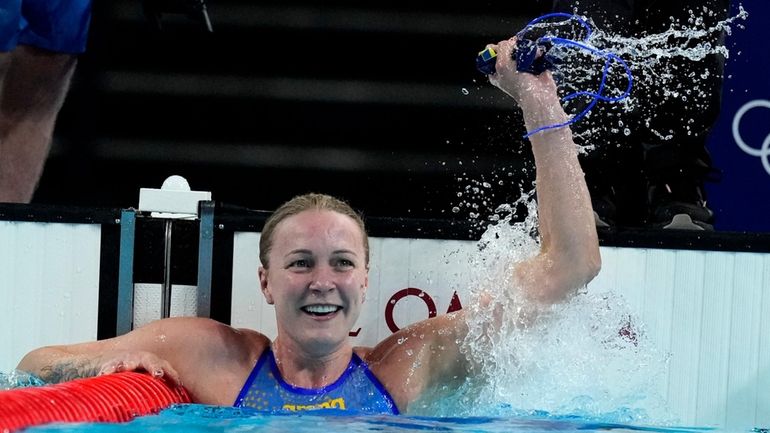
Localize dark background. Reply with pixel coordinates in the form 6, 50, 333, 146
35, 1, 553, 220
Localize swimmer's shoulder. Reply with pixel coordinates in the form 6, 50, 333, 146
353, 346, 374, 359
141, 317, 270, 405
364, 310, 467, 363
140, 317, 270, 361
358, 311, 470, 411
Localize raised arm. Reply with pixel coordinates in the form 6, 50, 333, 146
490, 38, 600, 303
370, 39, 601, 412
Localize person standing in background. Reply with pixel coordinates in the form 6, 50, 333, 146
0, 0, 92, 203
551, 0, 729, 230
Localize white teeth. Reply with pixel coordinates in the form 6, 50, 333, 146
303, 305, 340, 314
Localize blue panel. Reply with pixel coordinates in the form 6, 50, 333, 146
706, 0, 770, 231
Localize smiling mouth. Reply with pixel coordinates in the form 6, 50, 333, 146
301, 305, 342, 316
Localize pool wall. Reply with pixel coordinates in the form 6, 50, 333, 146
231, 233, 770, 428
1, 206, 768, 428
0, 221, 101, 374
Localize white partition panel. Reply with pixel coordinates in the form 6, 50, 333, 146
587, 247, 770, 429
0, 221, 101, 372
232, 233, 769, 427
696, 252, 734, 426
725, 253, 764, 426
230, 232, 277, 337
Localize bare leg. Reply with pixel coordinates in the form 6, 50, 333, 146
0, 45, 77, 203
0, 53, 11, 89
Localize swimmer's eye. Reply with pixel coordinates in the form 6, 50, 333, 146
287, 259, 312, 269
334, 258, 355, 269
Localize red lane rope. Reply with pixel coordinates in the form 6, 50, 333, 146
0, 372, 191, 432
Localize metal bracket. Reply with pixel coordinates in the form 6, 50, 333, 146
197, 200, 215, 317
116, 209, 137, 336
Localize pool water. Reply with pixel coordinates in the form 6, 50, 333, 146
0, 370, 45, 389
23, 404, 734, 433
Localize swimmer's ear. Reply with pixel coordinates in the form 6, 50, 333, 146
259, 266, 274, 305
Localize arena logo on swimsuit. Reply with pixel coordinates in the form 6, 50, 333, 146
282, 397, 346, 411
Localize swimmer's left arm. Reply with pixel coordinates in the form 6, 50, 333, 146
369, 39, 601, 412
490, 38, 601, 304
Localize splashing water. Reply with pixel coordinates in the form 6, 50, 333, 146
551, 5, 749, 146
451, 8, 749, 223
435, 8, 752, 421
412, 189, 672, 423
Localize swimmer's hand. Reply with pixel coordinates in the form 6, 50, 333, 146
98, 351, 182, 387
488, 38, 568, 136
487, 38, 559, 108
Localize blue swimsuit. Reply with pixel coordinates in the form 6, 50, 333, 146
233, 349, 399, 415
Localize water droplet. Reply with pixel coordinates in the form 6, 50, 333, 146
461, 88, 469, 95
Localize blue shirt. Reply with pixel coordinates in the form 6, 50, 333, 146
233, 348, 399, 415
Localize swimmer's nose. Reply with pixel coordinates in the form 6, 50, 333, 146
309, 280, 335, 292
308, 267, 336, 292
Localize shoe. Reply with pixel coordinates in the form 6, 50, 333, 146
591, 193, 616, 228
661, 214, 713, 230
648, 182, 714, 230
594, 211, 611, 228
643, 141, 717, 230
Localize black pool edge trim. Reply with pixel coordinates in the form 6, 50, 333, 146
212, 207, 770, 253
2, 202, 769, 253
0, 202, 121, 225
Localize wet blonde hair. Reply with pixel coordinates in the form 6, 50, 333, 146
259, 193, 369, 268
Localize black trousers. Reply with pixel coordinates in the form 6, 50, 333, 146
551, 0, 729, 225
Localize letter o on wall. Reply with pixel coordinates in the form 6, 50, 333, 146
384, 288, 437, 333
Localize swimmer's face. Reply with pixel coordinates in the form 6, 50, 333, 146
259, 209, 368, 353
